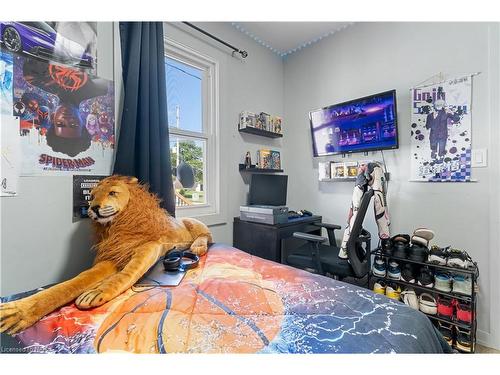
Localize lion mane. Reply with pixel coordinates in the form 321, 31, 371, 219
92, 176, 177, 269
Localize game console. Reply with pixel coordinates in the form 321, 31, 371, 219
239, 205, 289, 225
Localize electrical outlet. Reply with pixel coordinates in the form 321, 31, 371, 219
471, 148, 488, 168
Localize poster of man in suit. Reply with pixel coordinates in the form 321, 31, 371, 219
410, 76, 472, 182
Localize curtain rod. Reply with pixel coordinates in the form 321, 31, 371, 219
182, 22, 248, 59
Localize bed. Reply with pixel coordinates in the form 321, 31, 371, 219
1, 244, 450, 353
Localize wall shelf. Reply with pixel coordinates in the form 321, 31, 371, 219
320, 177, 357, 182
239, 164, 283, 173
238, 127, 283, 138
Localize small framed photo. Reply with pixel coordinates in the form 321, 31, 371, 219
331, 162, 346, 178
345, 161, 358, 177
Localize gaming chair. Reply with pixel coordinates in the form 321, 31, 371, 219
285, 189, 373, 285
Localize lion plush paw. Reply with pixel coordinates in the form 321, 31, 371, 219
0, 300, 40, 335
75, 289, 112, 310
189, 237, 208, 256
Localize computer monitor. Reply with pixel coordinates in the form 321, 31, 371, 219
248, 174, 288, 206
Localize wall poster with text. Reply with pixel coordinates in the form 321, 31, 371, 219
13, 56, 114, 176
73, 175, 107, 221
410, 75, 472, 182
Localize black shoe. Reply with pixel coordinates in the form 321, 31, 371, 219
447, 248, 472, 269
437, 322, 454, 347
417, 266, 434, 288
408, 243, 429, 262
393, 242, 408, 259
401, 264, 416, 283
391, 234, 410, 258
455, 327, 473, 353
380, 238, 393, 256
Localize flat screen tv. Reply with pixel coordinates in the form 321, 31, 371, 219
309, 89, 398, 156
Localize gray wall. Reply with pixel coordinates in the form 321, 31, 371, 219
283, 22, 500, 349
0, 22, 285, 295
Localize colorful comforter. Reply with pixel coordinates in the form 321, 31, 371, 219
1, 244, 449, 353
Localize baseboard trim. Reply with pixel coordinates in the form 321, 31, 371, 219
477, 329, 500, 351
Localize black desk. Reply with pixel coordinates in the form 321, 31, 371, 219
233, 215, 323, 263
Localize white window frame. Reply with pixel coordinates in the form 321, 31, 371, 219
164, 37, 223, 226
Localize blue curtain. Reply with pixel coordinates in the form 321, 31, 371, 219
114, 22, 175, 215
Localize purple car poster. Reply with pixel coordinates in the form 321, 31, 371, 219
13, 55, 115, 176
410, 75, 472, 182
0, 22, 97, 72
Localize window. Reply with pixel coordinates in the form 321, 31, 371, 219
165, 38, 221, 223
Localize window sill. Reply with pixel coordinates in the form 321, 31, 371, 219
175, 208, 226, 227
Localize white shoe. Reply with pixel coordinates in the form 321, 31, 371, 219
401, 288, 419, 310
418, 293, 437, 315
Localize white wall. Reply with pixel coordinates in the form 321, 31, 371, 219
0, 22, 284, 295
283, 22, 500, 349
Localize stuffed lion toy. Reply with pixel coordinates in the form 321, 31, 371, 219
0, 175, 212, 334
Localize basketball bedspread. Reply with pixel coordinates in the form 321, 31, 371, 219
1, 244, 450, 353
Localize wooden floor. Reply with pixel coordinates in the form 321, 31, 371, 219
476, 344, 500, 354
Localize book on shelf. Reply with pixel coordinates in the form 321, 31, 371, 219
238, 111, 282, 134
318, 161, 331, 180
257, 149, 281, 170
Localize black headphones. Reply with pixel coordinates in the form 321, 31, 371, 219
162, 250, 199, 272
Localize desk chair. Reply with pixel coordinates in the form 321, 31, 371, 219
285, 189, 373, 286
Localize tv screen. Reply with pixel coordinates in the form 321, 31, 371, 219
249, 174, 288, 206
309, 90, 398, 156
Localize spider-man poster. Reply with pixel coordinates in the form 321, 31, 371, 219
12, 55, 114, 175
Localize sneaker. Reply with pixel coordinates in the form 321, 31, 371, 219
417, 267, 434, 288
452, 274, 472, 295
385, 283, 402, 300
437, 297, 454, 320
437, 321, 454, 346
456, 302, 472, 324
447, 248, 471, 269
380, 238, 393, 256
434, 272, 452, 292
387, 260, 401, 280
455, 327, 473, 353
428, 245, 448, 265
411, 235, 429, 248
408, 243, 429, 263
419, 293, 437, 315
413, 228, 435, 242
372, 256, 387, 277
401, 264, 416, 283
373, 281, 386, 295
411, 227, 435, 249
391, 234, 410, 258
400, 288, 418, 310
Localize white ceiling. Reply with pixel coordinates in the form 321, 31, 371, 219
232, 22, 353, 57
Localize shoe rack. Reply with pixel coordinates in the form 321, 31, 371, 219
369, 249, 479, 353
